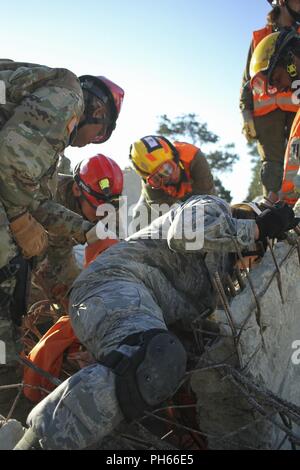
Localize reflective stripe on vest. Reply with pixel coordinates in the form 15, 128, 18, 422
252, 26, 300, 116
281, 111, 300, 206
160, 142, 199, 199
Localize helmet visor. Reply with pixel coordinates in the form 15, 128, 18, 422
90, 124, 111, 144
147, 160, 179, 189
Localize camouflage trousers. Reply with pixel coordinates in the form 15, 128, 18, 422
26, 275, 192, 450
254, 109, 295, 195
0, 201, 21, 366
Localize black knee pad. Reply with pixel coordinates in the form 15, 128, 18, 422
101, 329, 187, 422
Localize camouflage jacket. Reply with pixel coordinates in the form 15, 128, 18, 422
73, 196, 257, 320
55, 174, 81, 215
33, 174, 93, 244
0, 59, 84, 220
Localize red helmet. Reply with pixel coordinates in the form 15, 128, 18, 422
79, 75, 125, 143
74, 154, 124, 208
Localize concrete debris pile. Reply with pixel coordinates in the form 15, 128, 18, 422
192, 236, 300, 449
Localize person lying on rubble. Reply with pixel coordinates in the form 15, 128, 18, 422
14, 195, 299, 450
33, 154, 124, 309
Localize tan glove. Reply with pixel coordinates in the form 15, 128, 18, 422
242, 110, 257, 143
10, 212, 48, 259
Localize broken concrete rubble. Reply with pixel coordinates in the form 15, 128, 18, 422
192, 238, 300, 449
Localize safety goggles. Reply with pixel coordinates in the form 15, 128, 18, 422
147, 160, 179, 189
250, 72, 278, 97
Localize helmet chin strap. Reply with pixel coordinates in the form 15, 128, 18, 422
286, 1, 300, 23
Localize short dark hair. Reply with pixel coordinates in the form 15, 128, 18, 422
267, 6, 281, 28
231, 207, 257, 220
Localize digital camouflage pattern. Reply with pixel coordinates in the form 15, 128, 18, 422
27, 195, 258, 450
0, 60, 84, 219
0, 60, 84, 365
57, 154, 72, 175
33, 175, 92, 303
0, 203, 21, 366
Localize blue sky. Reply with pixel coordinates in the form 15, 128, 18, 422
1, 0, 271, 202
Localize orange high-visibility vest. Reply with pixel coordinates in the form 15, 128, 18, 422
161, 142, 199, 199
281, 109, 300, 206
252, 26, 300, 117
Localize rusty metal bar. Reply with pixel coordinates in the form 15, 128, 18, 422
267, 238, 284, 304
212, 273, 243, 369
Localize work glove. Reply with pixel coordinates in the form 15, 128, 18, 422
10, 212, 48, 259
256, 202, 300, 242
241, 110, 257, 143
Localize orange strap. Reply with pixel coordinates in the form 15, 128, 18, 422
23, 316, 80, 402
84, 238, 119, 267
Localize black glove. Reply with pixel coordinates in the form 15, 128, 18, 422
256, 203, 300, 241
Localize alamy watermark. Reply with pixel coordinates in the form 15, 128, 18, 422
292, 340, 300, 366
0, 80, 6, 105
0, 340, 6, 365
93, 197, 205, 251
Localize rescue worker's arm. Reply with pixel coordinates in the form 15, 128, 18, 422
33, 200, 93, 244
0, 67, 83, 220
189, 151, 216, 196
168, 197, 299, 254
167, 196, 257, 254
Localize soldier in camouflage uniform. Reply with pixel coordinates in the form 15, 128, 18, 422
0, 59, 124, 415
57, 154, 72, 175
14, 195, 298, 450
33, 154, 124, 306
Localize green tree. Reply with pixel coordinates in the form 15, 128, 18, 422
246, 143, 262, 201
157, 114, 239, 202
